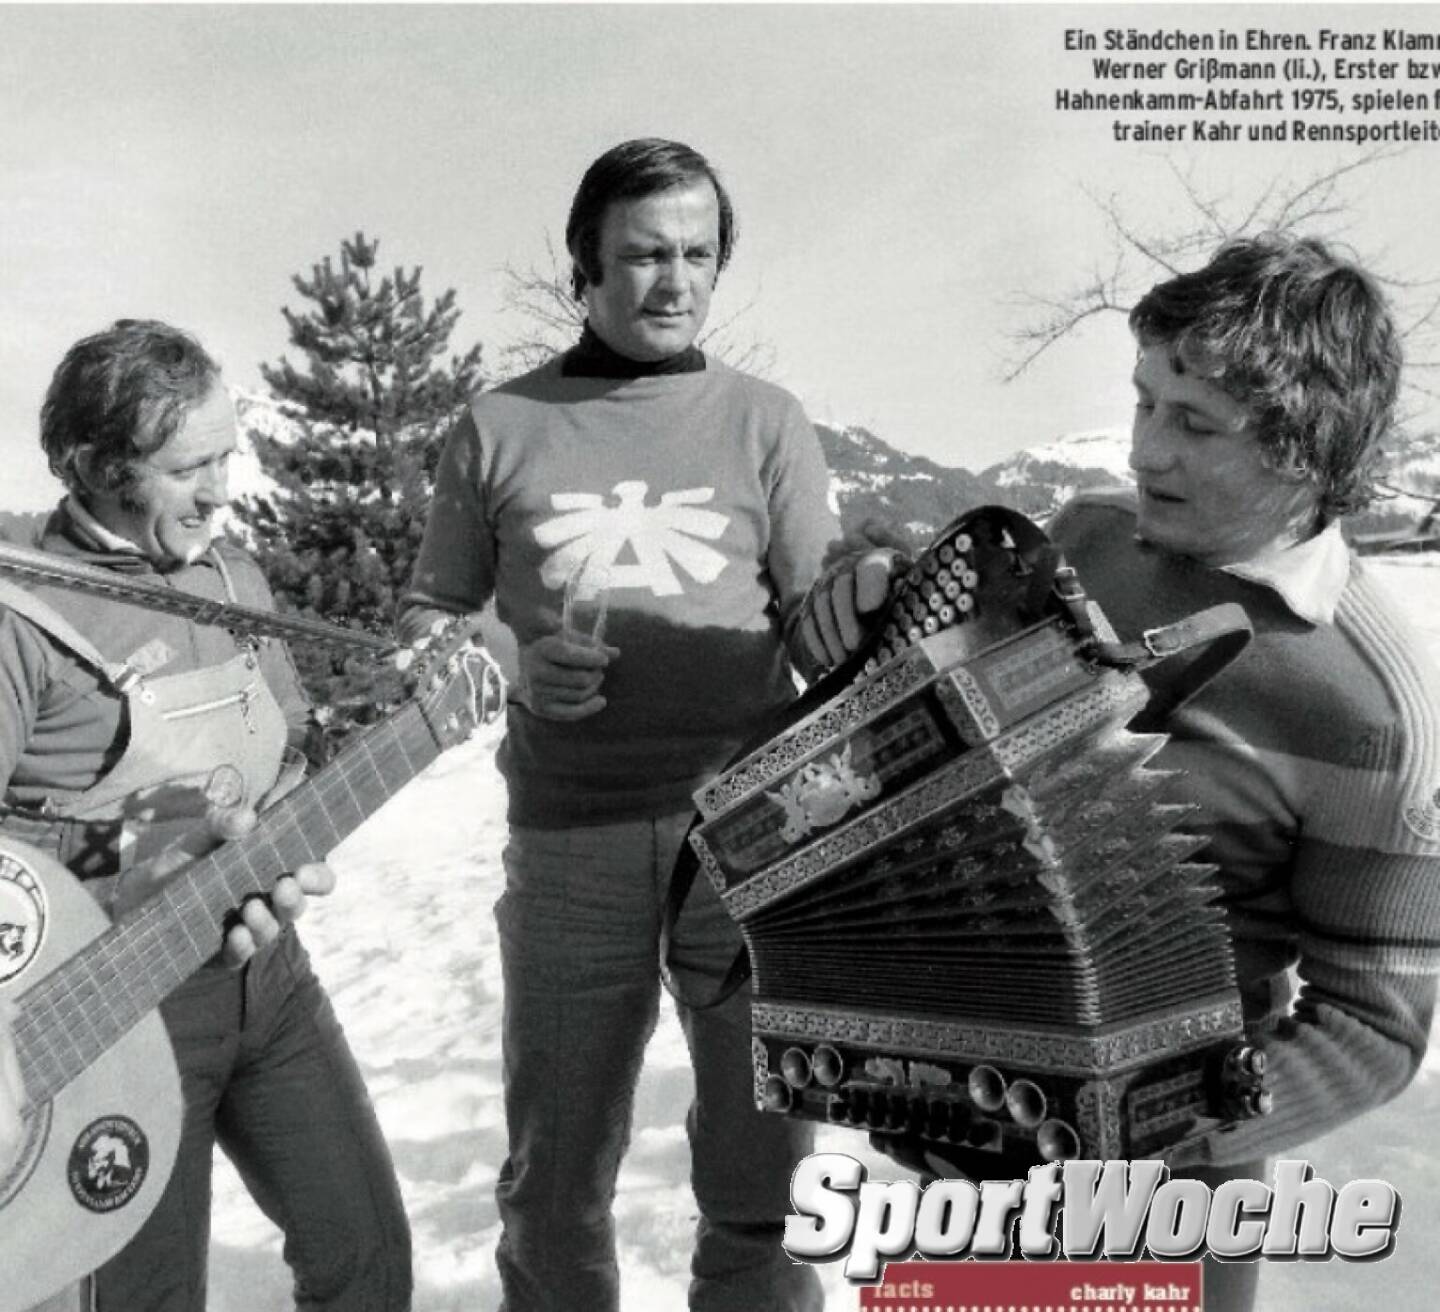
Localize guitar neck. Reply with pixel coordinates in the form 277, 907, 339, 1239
15, 698, 445, 1106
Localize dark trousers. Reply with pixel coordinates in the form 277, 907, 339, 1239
89, 931, 412, 1312
494, 816, 823, 1312
1177, 1160, 1267, 1312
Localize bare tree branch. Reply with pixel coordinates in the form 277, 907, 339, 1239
1269, 146, 1407, 231
1000, 249, 1127, 382
1003, 148, 1426, 385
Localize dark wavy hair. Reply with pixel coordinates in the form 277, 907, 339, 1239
565, 138, 736, 299
1129, 233, 1402, 521
41, 319, 222, 492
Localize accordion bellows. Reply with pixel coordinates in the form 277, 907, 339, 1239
689, 507, 1266, 1163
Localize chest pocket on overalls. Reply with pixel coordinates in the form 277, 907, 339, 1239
160, 681, 264, 743
111, 653, 288, 871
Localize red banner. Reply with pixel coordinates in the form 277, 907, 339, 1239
857, 1261, 1203, 1312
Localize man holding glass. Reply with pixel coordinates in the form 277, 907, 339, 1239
401, 139, 840, 1311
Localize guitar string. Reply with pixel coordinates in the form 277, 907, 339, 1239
11, 711, 438, 1101
14, 761, 383, 1101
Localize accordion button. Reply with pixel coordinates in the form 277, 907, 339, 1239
1231, 1045, 1267, 1077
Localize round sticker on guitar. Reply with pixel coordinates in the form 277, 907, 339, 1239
0, 847, 47, 983
68, 1116, 150, 1213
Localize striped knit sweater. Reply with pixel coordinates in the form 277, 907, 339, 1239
1051, 489, 1440, 1166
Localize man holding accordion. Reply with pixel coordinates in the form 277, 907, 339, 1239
799, 234, 1440, 1311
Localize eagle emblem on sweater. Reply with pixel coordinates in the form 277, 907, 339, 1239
535, 481, 730, 598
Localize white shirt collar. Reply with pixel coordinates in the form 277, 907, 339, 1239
65, 495, 146, 554
1219, 519, 1350, 626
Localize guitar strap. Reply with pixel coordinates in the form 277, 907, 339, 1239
0, 577, 132, 692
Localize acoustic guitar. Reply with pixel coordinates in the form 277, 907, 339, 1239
0, 620, 498, 1311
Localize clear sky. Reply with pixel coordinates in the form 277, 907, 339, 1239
3, 3, 1439, 508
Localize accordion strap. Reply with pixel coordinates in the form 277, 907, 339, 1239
661, 814, 753, 1011
1090, 600, 1253, 727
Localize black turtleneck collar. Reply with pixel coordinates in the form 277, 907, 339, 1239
561, 322, 706, 379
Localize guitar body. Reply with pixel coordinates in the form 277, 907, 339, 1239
0, 839, 181, 1312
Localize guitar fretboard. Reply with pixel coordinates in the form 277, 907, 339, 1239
13, 696, 447, 1107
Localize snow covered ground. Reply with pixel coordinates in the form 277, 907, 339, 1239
208, 557, 1440, 1311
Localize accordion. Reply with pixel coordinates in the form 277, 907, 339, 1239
687, 507, 1268, 1164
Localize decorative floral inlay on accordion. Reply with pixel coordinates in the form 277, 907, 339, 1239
692, 507, 1268, 1164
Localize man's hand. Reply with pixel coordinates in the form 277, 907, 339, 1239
799, 550, 901, 670
516, 632, 619, 721
112, 805, 337, 967
210, 805, 337, 965
1, 998, 26, 1173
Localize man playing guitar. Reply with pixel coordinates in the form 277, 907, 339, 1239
0, 321, 411, 1311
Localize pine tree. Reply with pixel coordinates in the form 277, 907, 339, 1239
233, 232, 483, 733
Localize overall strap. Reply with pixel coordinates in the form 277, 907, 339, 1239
206, 545, 242, 604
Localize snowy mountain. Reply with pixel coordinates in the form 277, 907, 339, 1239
978, 426, 1134, 520
821, 419, 1440, 548
815, 422, 990, 547
817, 421, 1133, 542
